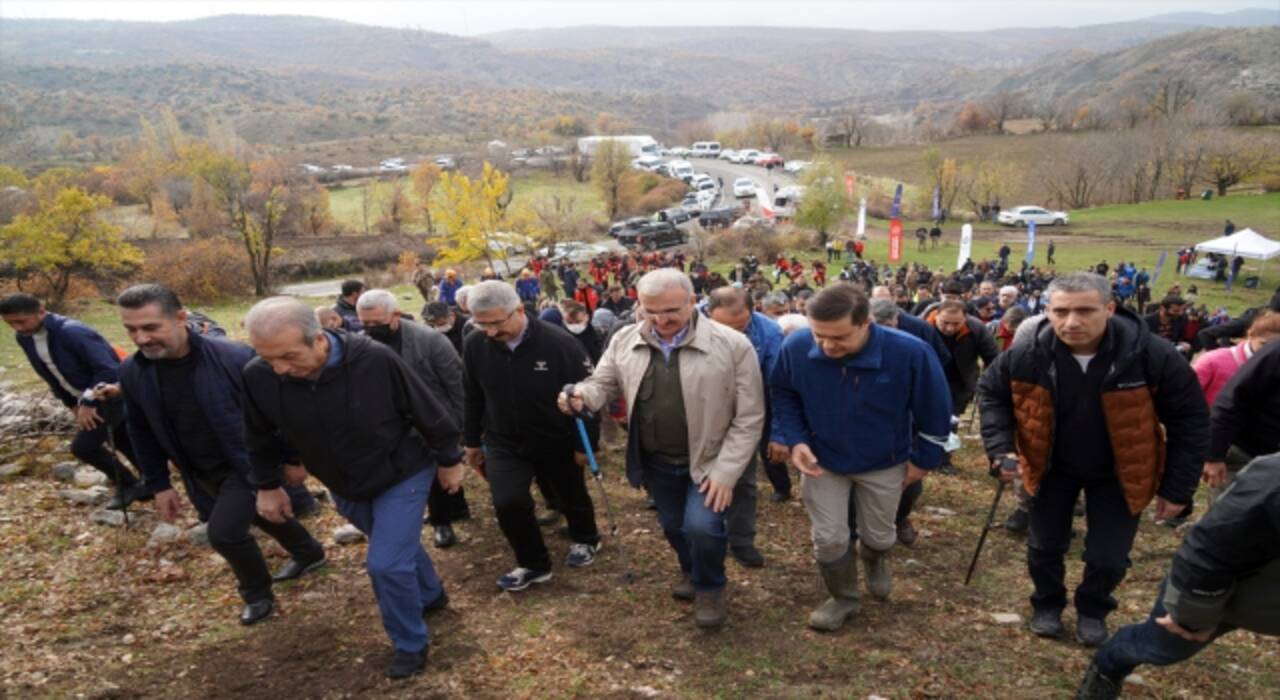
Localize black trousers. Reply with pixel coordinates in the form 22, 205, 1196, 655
1027, 469, 1140, 619
200, 473, 325, 604
70, 409, 140, 487
426, 479, 471, 526
486, 442, 599, 572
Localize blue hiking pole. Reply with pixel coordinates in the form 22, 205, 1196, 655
566, 385, 636, 583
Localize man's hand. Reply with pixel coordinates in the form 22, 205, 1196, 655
154, 488, 182, 522
699, 477, 734, 513
992, 453, 1021, 484
1202, 461, 1228, 488
282, 463, 309, 487
557, 387, 585, 416
255, 487, 293, 524
437, 464, 465, 494
91, 382, 121, 400
903, 462, 927, 489
464, 447, 487, 480
74, 404, 104, 431
1155, 497, 1187, 522
790, 443, 824, 477
574, 451, 589, 468
766, 442, 790, 464
1156, 614, 1216, 642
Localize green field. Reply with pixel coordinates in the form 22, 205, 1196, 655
327, 171, 601, 233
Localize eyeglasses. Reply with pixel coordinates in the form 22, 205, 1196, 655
472, 309, 518, 329
641, 307, 688, 321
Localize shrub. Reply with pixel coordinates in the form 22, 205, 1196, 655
139, 236, 254, 303
1261, 174, 1280, 194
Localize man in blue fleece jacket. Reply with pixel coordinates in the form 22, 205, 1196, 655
771, 284, 952, 631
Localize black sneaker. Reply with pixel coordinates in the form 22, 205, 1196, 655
1030, 608, 1065, 638
105, 482, 149, 511
423, 590, 449, 616
566, 542, 600, 568
433, 524, 457, 548
730, 544, 765, 568
1004, 507, 1030, 534
771, 492, 791, 503
1075, 662, 1123, 700
497, 567, 552, 592
386, 647, 427, 679
1076, 615, 1109, 647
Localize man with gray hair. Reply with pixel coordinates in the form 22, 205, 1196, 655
461, 281, 602, 593
357, 289, 471, 549
761, 291, 790, 320
241, 296, 466, 680
561, 269, 765, 628
979, 272, 1208, 646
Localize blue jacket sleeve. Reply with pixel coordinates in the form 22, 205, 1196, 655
68, 322, 123, 391
119, 367, 175, 493
908, 345, 953, 469
768, 341, 809, 448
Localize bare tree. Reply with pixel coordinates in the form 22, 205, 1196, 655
1202, 130, 1270, 196
1039, 135, 1117, 209
833, 109, 866, 148
1148, 76, 1196, 121
983, 91, 1024, 133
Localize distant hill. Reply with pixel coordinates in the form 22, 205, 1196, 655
0, 10, 1277, 164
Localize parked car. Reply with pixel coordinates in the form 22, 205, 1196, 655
734, 149, 762, 164
783, 160, 810, 173
718, 149, 738, 162
669, 147, 691, 157
434, 156, 457, 170
732, 216, 776, 231
698, 206, 744, 230
668, 160, 695, 182
657, 207, 693, 225
631, 155, 662, 171
691, 141, 722, 158
755, 153, 784, 168
631, 222, 689, 250
539, 240, 620, 264
732, 177, 757, 198
997, 205, 1069, 227
608, 216, 650, 238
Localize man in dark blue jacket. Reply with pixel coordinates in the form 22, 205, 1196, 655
1, 293, 146, 510
112, 285, 326, 626
771, 284, 952, 631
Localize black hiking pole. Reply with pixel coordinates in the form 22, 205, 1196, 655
88, 386, 131, 531
565, 384, 636, 584
964, 455, 1019, 585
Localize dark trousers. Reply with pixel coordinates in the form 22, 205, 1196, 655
426, 480, 470, 526
70, 411, 139, 487
847, 479, 922, 535
200, 473, 324, 605
726, 455, 757, 548
487, 442, 599, 572
1094, 577, 1234, 679
760, 444, 792, 497
1027, 469, 1140, 619
645, 455, 728, 591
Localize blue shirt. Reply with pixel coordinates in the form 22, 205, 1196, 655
651, 323, 690, 362
323, 330, 344, 368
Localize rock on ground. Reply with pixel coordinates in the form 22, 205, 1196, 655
186, 523, 210, 546
74, 469, 109, 487
0, 463, 25, 478
52, 462, 79, 481
991, 613, 1023, 625
333, 524, 366, 545
147, 523, 183, 548
58, 486, 110, 505
90, 509, 146, 528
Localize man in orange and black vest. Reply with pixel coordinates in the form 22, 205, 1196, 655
978, 273, 1208, 648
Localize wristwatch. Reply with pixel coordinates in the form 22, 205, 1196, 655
79, 387, 97, 405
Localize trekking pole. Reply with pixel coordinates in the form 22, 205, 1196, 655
97, 389, 131, 531
964, 456, 1018, 585
564, 385, 636, 584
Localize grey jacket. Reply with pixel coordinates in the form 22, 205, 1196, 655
398, 319, 465, 426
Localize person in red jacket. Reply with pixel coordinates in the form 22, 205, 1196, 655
774, 255, 790, 282
813, 261, 827, 287
574, 284, 599, 314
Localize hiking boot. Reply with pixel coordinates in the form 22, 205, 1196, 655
239, 598, 274, 626
1075, 662, 1123, 700
1005, 507, 1030, 534
105, 482, 149, 511
386, 647, 427, 680
433, 524, 457, 548
694, 588, 727, 629
423, 590, 449, 616
896, 519, 917, 547
1076, 615, 1109, 647
730, 544, 765, 568
1030, 608, 1065, 638
808, 552, 861, 632
672, 578, 695, 602
857, 541, 892, 601
770, 491, 792, 503
566, 542, 600, 568
496, 567, 552, 592
271, 555, 327, 582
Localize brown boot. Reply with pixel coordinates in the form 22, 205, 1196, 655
672, 578, 695, 602
694, 588, 727, 628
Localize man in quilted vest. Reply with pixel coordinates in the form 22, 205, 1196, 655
979, 273, 1208, 648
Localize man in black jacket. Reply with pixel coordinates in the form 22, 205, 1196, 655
113, 285, 326, 626
423, 300, 467, 356
980, 273, 1208, 647
1143, 295, 1195, 358
242, 297, 464, 680
357, 289, 471, 549
333, 280, 364, 332
1202, 337, 1280, 499
1076, 454, 1280, 699
928, 300, 999, 472
462, 281, 601, 593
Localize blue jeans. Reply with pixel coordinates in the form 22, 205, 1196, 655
1094, 577, 1235, 679
644, 455, 727, 592
334, 468, 443, 653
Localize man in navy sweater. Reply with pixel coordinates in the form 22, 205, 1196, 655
1, 293, 147, 510
771, 284, 952, 631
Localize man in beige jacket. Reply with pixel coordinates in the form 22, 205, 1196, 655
560, 269, 764, 628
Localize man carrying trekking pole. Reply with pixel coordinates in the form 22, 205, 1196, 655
978, 273, 1208, 647
560, 269, 764, 629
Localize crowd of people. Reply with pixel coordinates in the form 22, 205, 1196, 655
2, 237, 1277, 694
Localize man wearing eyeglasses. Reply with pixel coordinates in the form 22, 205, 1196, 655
560, 269, 764, 629
461, 281, 602, 593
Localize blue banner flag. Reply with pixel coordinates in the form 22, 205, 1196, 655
890, 184, 903, 219
931, 186, 941, 221
1025, 220, 1036, 265
1151, 251, 1168, 288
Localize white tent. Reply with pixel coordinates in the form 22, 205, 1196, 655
1194, 228, 1280, 261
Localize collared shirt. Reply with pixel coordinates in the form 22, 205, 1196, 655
504, 320, 530, 352
323, 330, 344, 368
651, 323, 690, 362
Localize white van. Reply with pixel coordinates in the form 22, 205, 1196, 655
669, 160, 695, 181
690, 141, 723, 158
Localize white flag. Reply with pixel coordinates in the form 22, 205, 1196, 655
856, 198, 866, 237
957, 223, 973, 270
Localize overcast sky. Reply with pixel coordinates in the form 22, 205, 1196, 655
0, 0, 1270, 35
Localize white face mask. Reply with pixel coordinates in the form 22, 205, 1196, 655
565, 322, 588, 335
